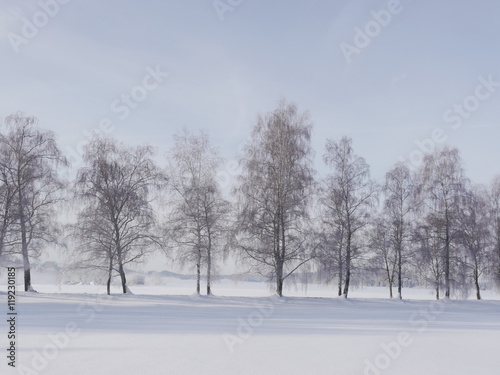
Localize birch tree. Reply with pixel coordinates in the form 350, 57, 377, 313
419, 147, 467, 299
69, 204, 116, 295
0, 149, 17, 261
74, 136, 164, 294
414, 222, 445, 299
321, 136, 377, 298
456, 186, 490, 300
0, 113, 67, 291
315, 212, 346, 296
369, 217, 397, 298
382, 162, 418, 299
488, 176, 500, 287
167, 129, 230, 295
234, 100, 315, 297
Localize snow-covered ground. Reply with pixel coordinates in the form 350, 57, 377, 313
1, 279, 499, 375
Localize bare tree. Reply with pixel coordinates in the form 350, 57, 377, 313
167, 129, 230, 295
414, 222, 445, 300
315, 212, 346, 296
419, 147, 467, 299
0, 149, 17, 260
383, 162, 418, 299
234, 100, 315, 297
201, 188, 231, 295
321, 136, 377, 298
369, 217, 397, 298
455, 185, 490, 300
0, 113, 67, 291
74, 136, 164, 294
69, 204, 116, 295
488, 176, 500, 287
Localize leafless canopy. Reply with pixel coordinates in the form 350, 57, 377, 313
72, 136, 164, 294
319, 136, 378, 298
233, 99, 316, 297
0, 113, 68, 291
166, 129, 231, 295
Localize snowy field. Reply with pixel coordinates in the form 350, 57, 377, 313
1, 279, 500, 375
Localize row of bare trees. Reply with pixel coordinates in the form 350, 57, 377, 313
229, 100, 500, 299
234, 100, 500, 300
332, 147, 500, 300
1, 104, 500, 299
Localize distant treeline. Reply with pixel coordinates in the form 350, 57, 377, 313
1, 101, 499, 300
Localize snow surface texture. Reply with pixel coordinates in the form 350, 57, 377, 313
0, 281, 499, 375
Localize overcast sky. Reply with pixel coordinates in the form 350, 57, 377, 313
2, 0, 500, 186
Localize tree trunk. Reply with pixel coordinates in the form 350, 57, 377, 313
496, 239, 500, 285
0, 186, 12, 262
435, 283, 440, 300
196, 250, 201, 295
0, 215, 8, 260
206, 229, 212, 295
118, 262, 127, 294
107, 258, 113, 296
274, 212, 285, 297
106, 275, 112, 296
385, 262, 393, 298
337, 241, 343, 297
18, 190, 31, 292
276, 275, 283, 297
23, 259, 31, 292
444, 212, 451, 299
474, 269, 481, 300
397, 210, 404, 300
343, 263, 350, 298
275, 252, 284, 297
276, 256, 284, 297
113, 226, 127, 294
342, 231, 352, 298
206, 265, 211, 295
397, 240, 403, 300
0, 229, 5, 262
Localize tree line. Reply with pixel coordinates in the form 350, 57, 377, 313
1, 102, 499, 299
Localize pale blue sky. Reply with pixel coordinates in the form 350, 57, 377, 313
1, 0, 500, 187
